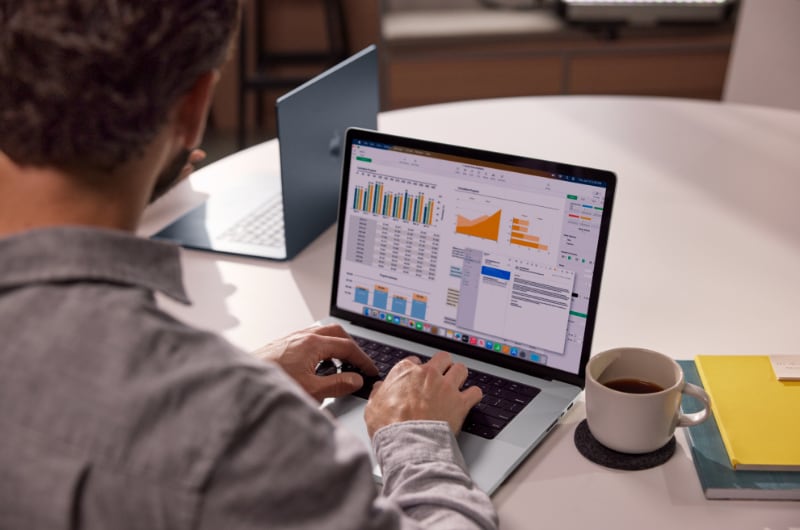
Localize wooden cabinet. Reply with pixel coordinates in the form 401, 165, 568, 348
381, 9, 734, 109
211, 3, 734, 132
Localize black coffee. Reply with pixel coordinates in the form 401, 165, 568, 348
603, 378, 664, 394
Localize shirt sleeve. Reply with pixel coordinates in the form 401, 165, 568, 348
194, 364, 498, 530
374, 421, 498, 529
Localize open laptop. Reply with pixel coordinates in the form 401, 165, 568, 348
322, 127, 616, 494
153, 45, 379, 260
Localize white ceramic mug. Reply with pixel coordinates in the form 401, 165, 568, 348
585, 347, 710, 454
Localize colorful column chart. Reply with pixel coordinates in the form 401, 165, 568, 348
353, 181, 435, 226
355, 284, 428, 321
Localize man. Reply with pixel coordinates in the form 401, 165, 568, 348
0, 1, 498, 529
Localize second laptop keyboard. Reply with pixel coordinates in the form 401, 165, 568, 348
347, 336, 541, 439
217, 193, 285, 248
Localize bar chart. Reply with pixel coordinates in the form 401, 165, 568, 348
510, 216, 549, 251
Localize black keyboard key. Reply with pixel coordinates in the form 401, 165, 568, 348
476, 403, 514, 422
517, 385, 540, 397
500, 388, 538, 406
376, 353, 394, 364
481, 394, 503, 407
466, 410, 509, 431
467, 381, 492, 394
494, 398, 513, 411
462, 421, 501, 440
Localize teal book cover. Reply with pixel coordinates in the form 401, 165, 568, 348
678, 360, 800, 500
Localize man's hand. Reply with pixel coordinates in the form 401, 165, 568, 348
253, 324, 378, 402
364, 351, 483, 438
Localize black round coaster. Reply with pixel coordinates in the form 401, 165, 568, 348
573, 419, 676, 471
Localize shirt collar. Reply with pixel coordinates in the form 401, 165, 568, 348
0, 226, 190, 304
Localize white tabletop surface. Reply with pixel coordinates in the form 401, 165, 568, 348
141, 96, 800, 529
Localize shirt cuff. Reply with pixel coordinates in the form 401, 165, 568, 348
371, 421, 469, 478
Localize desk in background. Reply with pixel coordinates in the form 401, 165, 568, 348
141, 96, 800, 529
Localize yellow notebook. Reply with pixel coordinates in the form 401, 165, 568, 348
695, 355, 800, 471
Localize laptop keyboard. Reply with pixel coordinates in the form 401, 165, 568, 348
217, 194, 285, 247
347, 336, 541, 439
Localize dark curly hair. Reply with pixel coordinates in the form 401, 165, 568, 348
0, 0, 240, 172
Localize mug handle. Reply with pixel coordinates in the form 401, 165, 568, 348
677, 382, 710, 427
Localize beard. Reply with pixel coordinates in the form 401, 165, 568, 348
148, 148, 192, 204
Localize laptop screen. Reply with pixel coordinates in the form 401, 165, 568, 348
331, 129, 615, 384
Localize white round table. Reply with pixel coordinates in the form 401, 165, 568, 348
142, 96, 800, 529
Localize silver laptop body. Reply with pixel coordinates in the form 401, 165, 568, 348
322, 128, 616, 494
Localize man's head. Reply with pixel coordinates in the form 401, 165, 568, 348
0, 0, 240, 176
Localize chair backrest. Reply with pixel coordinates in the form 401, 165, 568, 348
723, 0, 800, 111
236, 0, 349, 147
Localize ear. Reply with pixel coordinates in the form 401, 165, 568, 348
174, 70, 220, 149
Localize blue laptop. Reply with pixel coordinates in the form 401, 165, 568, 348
153, 45, 379, 260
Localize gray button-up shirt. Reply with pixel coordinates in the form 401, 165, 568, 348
0, 227, 497, 530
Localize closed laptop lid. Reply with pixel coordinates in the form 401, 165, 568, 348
277, 45, 379, 259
